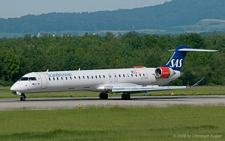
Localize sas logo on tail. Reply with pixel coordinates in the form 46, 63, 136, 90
170, 59, 183, 68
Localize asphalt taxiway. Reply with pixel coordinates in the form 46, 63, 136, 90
0, 95, 225, 110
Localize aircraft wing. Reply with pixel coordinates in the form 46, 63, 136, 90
111, 85, 187, 93
108, 77, 205, 93
98, 77, 205, 93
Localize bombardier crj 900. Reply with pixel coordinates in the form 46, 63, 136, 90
10, 46, 217, 101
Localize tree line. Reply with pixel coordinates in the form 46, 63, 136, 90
0, 32, 225, 86
0, 0, 225, 34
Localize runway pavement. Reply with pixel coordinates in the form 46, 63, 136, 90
0, 95, 225, 110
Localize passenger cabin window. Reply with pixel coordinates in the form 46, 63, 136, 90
123, 74, 125, 77
103, 75, 105, 78
99, 75, 101, 78
49, 78, 51, 81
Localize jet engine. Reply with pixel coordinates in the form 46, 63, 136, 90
155, 67, 175, 78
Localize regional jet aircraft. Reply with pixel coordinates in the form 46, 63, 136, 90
10, 46, 217, 101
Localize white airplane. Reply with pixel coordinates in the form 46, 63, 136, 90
10, 46, 217, 101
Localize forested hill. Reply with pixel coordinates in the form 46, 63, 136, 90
0, 0, 225, 34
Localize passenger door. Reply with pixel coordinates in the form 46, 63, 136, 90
37, 73, 47, 89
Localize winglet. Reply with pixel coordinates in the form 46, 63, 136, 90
191, 77, 206, 87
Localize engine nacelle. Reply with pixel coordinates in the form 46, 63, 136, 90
155, 67, 174, 78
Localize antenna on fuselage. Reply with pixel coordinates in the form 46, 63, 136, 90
46, 69, 49, 72
78, 68, 80, 71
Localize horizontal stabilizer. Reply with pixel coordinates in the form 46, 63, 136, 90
168, 48, 218, 52
178, 48, 217, 52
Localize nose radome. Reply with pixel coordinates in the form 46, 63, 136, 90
10, 82, 20, 91
10, 84, 17, 91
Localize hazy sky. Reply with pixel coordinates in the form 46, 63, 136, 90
0, 0, 171, 19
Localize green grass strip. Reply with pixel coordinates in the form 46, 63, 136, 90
0, 106, 224, 140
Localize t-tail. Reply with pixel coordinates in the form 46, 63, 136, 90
162, 46, 217, 71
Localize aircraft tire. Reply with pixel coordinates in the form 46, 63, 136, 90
126, 94, 130, 100
99, 93, 103, 99
121, 94, 126, 100
20, 93, 26, 101
104, 93, 108, 99
121, 93, 130, 100
20, 96, 26, 101
99, 92, 108, 99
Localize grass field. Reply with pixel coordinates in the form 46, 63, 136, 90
1, 86, 225, 99
0, 106, 224, 141
1, 86, 225, 140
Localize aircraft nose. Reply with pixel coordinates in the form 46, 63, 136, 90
10, 84, 17, 91
10, 82, 29, 93
10, 82, 21, 91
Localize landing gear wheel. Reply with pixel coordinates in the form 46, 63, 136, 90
20, 96, 26, 101
121, 93, 130, 100
125, 94, 130, 100
99, 92, 108, 99
20, 93, 26, 101
121, 94, 126, 100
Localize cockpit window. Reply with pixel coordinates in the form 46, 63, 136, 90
29, 77, 37, 81
19, 77, 37, 81
19, 77, 29, 81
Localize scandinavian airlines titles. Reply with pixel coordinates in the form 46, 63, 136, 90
170, 59, 183, 68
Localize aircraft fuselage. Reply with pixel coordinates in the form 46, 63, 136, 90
10, 68, 181, 94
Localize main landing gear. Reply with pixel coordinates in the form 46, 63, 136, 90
99, 92, 108, 99
99, 92, 131, 100
121, 93, 130, 100
20, 93, 26, 101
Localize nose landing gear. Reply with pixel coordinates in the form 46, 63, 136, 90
20, 93, 26, 101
